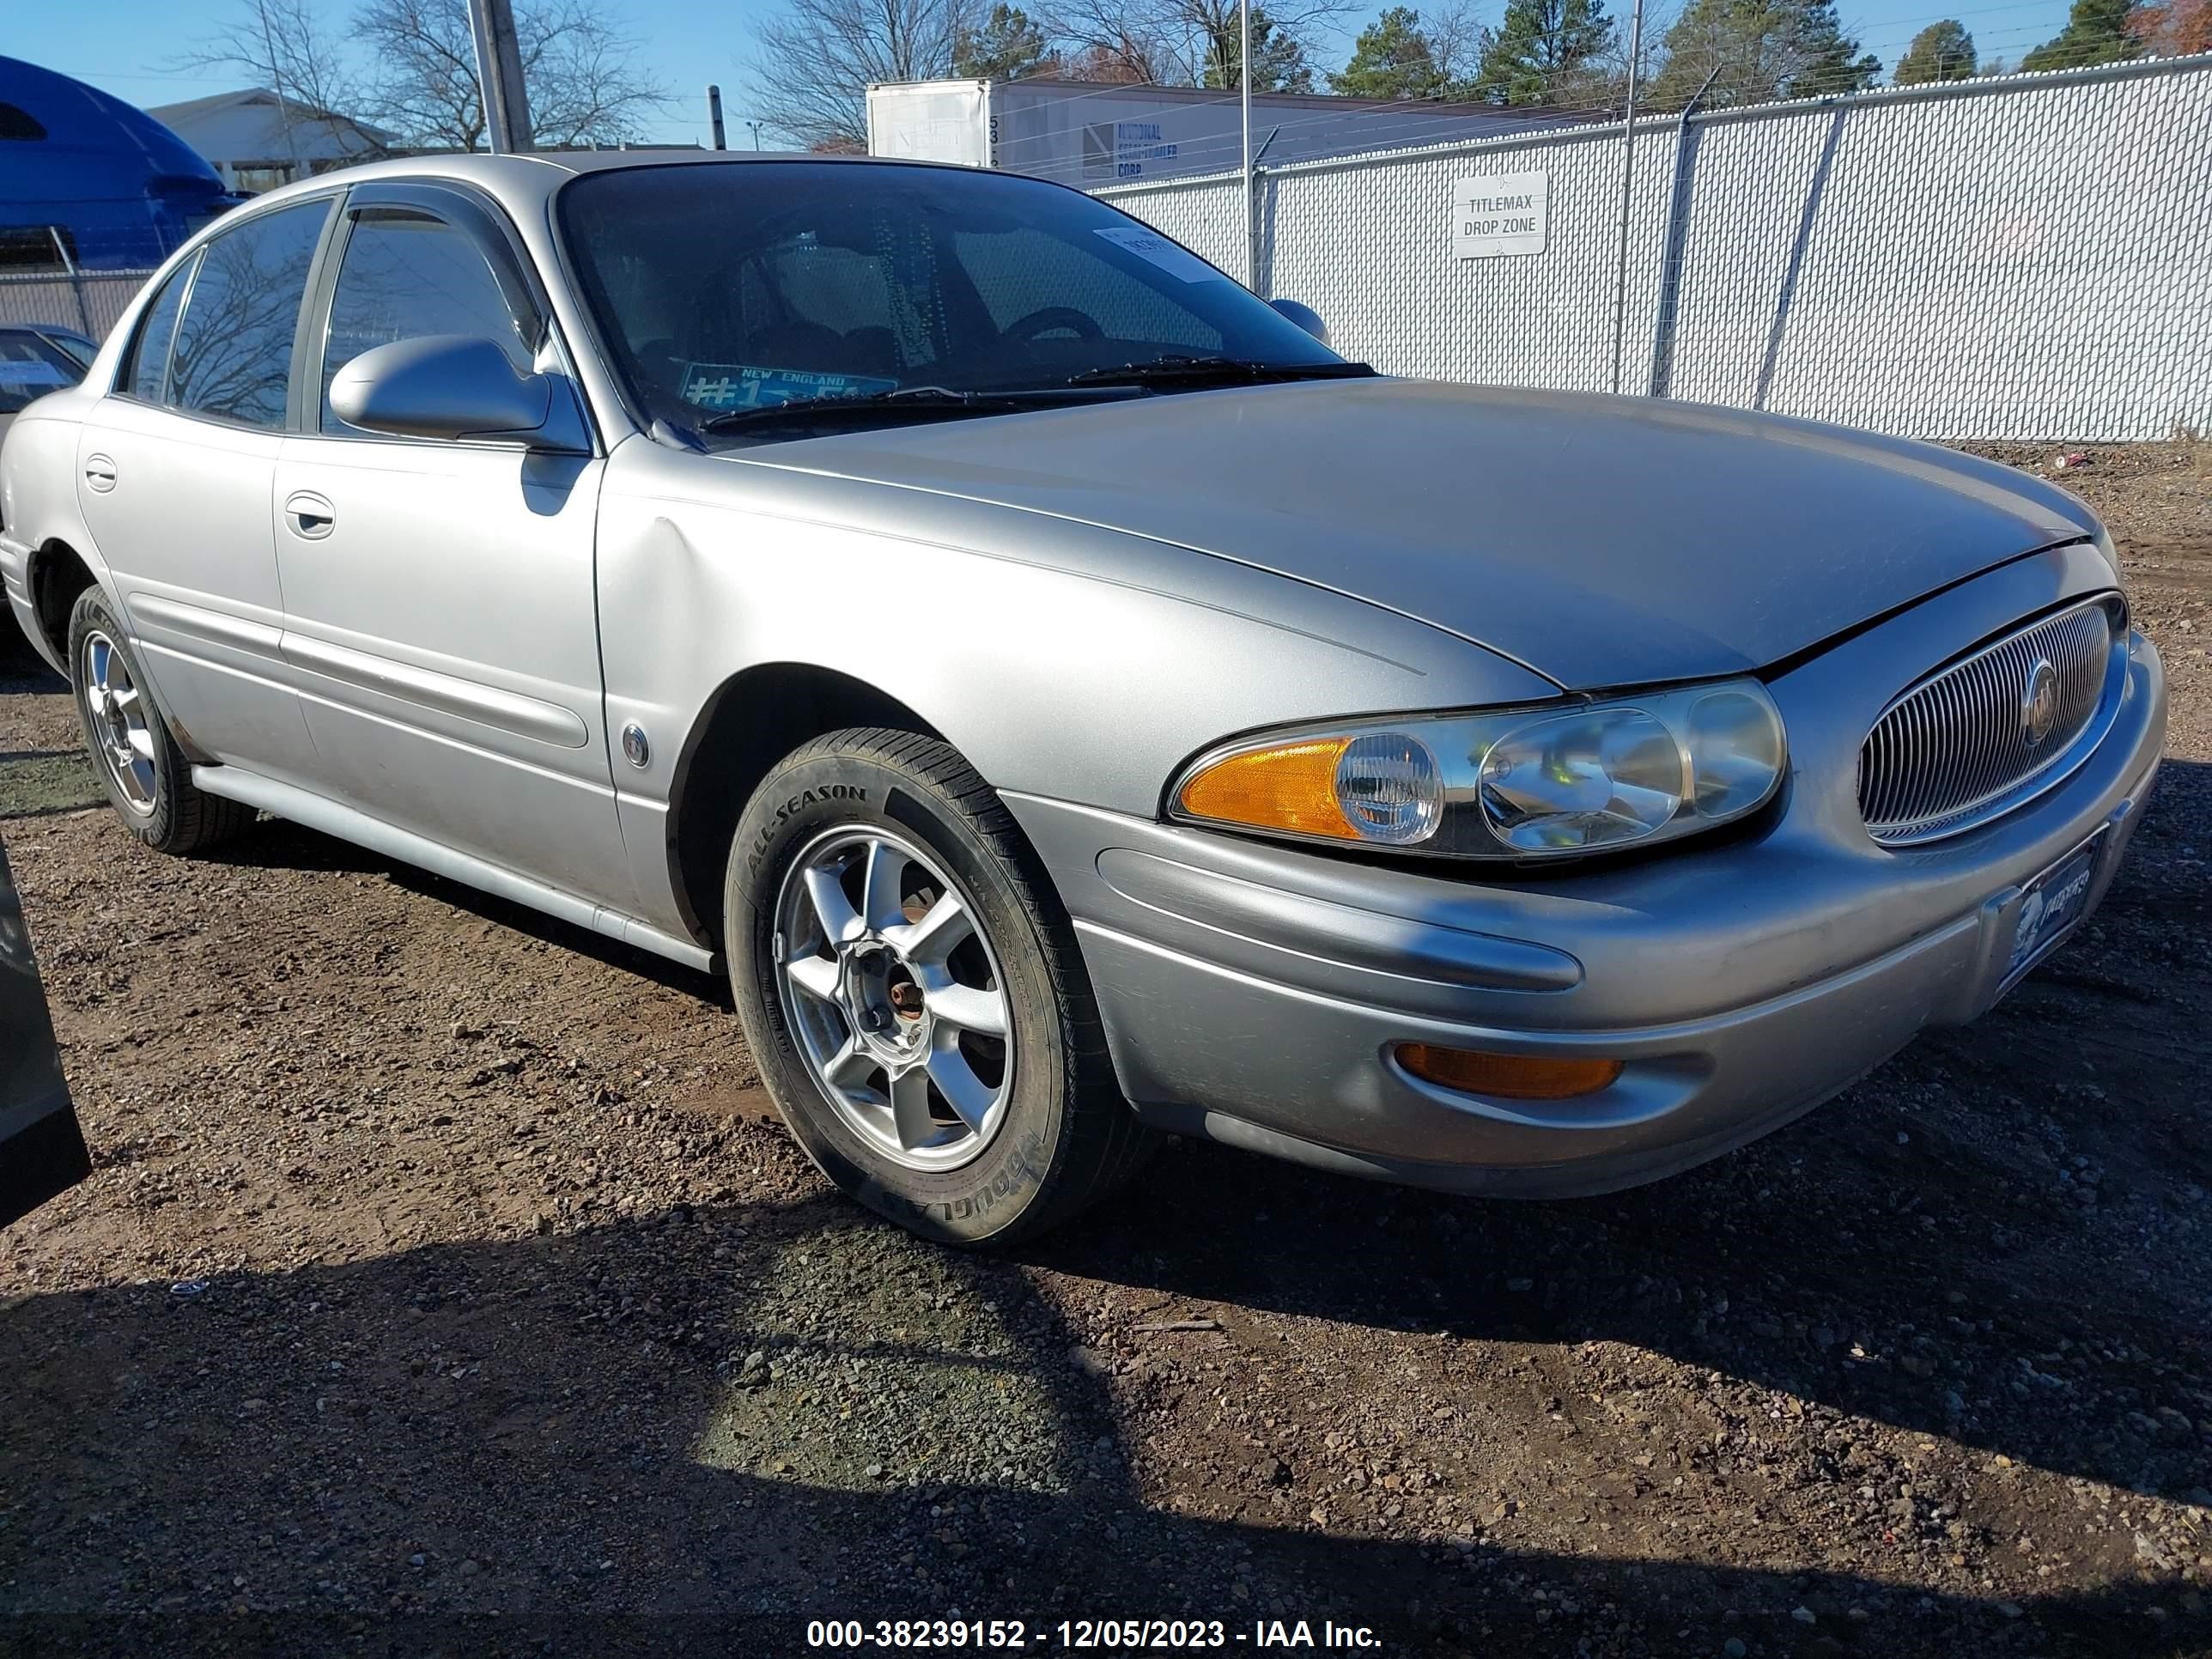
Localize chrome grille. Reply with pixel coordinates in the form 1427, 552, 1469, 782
1858, 596, 2122, 846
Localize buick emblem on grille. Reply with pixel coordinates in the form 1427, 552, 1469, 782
2021, 658, 2060, 748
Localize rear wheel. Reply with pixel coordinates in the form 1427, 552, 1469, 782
726, 728, 1156, 1245
67, 589, 255, 855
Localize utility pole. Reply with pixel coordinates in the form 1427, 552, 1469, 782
466, 0, 533, 154
1607, 0, 1646, 394
1241, 0, 1255, 290
707, 84, 727, 149
744, 119, 766, 151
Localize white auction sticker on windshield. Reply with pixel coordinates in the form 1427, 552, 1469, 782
1092, 226, 1228, 283
680, 362, 896, 411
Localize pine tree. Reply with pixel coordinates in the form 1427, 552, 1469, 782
1470, 0, 1614, 106
1200, 9, 1316, 91
1330, 7, 1452, 99
955, 4, 1057, 79
2021, 0, 2147, 68
1648, 0, 1881, 109
1894, 19, 1976, 82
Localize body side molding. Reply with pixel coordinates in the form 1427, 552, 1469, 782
189, 764, 714, 973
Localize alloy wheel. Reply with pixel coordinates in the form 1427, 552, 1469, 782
81, 631, 158, 815
772, 826, 1014, 1171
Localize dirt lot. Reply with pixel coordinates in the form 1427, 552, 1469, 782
2, 443, 2209, 1657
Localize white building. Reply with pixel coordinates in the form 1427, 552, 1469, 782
147, 88, 394, 195
868, 78, 1584, 189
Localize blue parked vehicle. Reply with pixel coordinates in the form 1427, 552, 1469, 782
0, 55, 240, 270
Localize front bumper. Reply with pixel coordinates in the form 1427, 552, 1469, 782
1007, 544, 2168, 1197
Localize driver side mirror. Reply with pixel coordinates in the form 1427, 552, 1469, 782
1268, 298, 1329, 346
330, 335, 590, 452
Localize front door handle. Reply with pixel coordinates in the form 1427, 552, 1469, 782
284, 491, 336, 539
82, 455, 117, 493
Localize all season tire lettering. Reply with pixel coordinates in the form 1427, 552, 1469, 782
749, 785, 869, 872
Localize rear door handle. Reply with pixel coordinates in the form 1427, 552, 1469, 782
82, 455, 117, 493
284, 491, 336, 539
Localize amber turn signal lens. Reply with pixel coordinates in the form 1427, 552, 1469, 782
1176, 738, 1359, 841
1395, 1043, 1624, 1101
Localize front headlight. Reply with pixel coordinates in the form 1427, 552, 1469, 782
1168, 679, 1786, 860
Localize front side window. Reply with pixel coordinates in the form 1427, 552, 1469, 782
557, 161, 1341, 438
125, 257, 195, 404
319, 207, 537, 434
167, 199, 331, 429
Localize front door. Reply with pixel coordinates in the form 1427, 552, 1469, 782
73, 198, 333, 781
270, 185, 629, 908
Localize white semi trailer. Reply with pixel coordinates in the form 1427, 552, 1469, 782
866, 77, 1578, 189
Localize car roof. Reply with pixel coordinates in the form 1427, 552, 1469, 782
239, 147, 970, 210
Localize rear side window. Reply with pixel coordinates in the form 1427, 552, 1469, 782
125, 257, 195, 404
319, 208, 536, 434
167, 200, 330, 429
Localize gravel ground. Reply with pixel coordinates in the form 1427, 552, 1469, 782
1, 441, 2208, 1658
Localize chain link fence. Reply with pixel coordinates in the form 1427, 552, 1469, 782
0, 228, 170, 343
1100, 54, 2212, 443
0, 268, 155, 343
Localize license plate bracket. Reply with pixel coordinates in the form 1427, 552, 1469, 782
1996, 828, 2107, 996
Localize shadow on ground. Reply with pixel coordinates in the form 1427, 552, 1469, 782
0, 1190, 2198, 1657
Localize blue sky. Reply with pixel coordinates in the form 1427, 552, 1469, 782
15, 0, 2077, 149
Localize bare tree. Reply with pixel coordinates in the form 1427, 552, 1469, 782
1042, 0, 1354, 86
1039, 0, 1191, 81
1061, 40, 1160, 79
748, 0, 978, 152
352, 0, 667, 150
174, 0, 380, 166
1424, 0, 1495, 82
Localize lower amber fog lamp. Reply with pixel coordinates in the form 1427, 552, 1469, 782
1395, 1043, 1623, 1101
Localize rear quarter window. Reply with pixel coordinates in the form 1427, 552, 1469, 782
125, 256, 196, 404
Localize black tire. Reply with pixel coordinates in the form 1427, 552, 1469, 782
66, 588, 256, 856
726, 727, 1157, 1246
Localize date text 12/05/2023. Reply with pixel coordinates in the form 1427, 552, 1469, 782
805, 1618, 1384, 1649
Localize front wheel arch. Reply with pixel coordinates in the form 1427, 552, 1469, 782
667, 662, 946, 950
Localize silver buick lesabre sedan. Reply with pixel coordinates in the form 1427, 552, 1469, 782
0, 153, 2166, 1244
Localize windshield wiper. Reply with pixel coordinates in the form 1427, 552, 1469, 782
694, 383, 1116, 438
1066, 356, 1376, 390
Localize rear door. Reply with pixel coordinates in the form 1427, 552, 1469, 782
0, 829, 88, 1229
74, 198, 334, 781
270, 183, 629, 907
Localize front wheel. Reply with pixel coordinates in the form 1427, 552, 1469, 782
725, 728, 1156, 1245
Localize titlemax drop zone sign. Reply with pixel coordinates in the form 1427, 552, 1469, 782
1454, 172, 1549, 258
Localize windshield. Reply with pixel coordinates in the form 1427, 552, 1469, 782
0, 331, 83, 415
556, 161, 1346, 442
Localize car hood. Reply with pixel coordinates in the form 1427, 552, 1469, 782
738, 378, 2104, 690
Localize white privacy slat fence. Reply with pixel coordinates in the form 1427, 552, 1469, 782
1099, 55, 2212, 442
